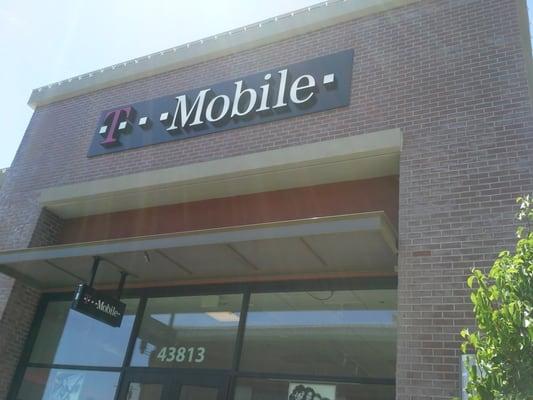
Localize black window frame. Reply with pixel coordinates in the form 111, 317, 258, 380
8, 276, 397, 400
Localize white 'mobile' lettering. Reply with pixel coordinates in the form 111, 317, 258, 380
231, 80, 257, 117
166, 68, 319, 133
167, 89, 211, 131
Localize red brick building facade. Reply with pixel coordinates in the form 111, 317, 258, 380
0, 0, 532, 399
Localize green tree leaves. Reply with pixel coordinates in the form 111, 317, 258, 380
460, 195, 533, 400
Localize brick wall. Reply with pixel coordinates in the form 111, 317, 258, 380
28, 208, 63, 248
0, 0, 532, 398
0, 278, 40, 399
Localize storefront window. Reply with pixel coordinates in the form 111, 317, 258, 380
233, 377, 394, 400
15, 284, 396, 399
16, 368, 120, 400
130, 294, 243, 369
29, 299, 139, 367
239, 290, 397, 378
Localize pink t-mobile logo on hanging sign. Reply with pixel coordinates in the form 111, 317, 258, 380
99, 106, 133, 147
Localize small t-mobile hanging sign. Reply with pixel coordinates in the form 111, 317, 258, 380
71, 283, 126, 327
87, 49, 354, 157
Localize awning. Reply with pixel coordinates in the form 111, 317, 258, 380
0, 212, 397, 291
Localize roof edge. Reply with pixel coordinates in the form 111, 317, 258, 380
28, 0, 420, 109
0, 168, 7, 189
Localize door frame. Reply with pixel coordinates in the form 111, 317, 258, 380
117, 368, 230, 400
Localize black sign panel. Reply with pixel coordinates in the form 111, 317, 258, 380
88, 49, 354, 157
71, 284, 126, 327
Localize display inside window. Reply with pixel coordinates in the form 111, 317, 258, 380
29, 299, 139, 367
130, 294, 243, 369
233, 377, 394, 400
126, 382, 164, 400
239, 290, 397, 378
16, 368, 120, 400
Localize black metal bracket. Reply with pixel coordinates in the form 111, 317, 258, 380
88, 256, 100, 288
117, 271, 128, 300
87, 256, 128, 300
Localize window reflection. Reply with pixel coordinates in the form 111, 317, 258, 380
130, 294, 242, 369
29, 299, 139, 367
240, 290, 397, 378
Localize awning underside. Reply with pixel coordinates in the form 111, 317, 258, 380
0, 212, 397, 291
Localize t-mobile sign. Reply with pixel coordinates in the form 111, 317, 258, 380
71, 284, 126, 328
88, 49, 354, 157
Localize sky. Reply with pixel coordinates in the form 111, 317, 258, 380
0, 0, 532, 169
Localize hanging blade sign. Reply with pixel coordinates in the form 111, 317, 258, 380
71, 283, 126, 328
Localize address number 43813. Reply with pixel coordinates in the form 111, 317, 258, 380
156, 346, 205, 363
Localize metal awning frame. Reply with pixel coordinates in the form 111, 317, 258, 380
0, 212, 397, 289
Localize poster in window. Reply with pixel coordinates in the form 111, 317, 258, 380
44, 371, 84, 400
288, 383, 336, 400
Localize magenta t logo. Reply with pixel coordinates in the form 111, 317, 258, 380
99, 106, 133, 147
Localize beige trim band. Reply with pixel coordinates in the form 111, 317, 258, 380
39, 129, 402, 218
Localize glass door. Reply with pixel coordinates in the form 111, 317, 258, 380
119, 370, 171, 400
173, 373, 226, 400
118, 370, 228, 400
